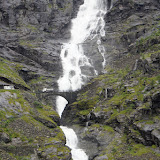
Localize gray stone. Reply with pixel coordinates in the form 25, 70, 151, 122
0, 132, 11, 143
11, 138, 22, 145
94, 155, 108, 160
34, 117, 57, 128
152, 129, 160, 141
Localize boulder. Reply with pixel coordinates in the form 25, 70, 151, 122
0, 133, 11, 143
151, 129, 160, 146
151, 52, 160, 69
34, 117, 57, 128
133, 59, 152, 73
151, 92, 160, 113
94, 155, 108, 160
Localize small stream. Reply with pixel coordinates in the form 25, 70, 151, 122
56, 0, 109, 159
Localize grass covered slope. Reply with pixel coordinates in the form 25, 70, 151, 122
0, 59, 71, 160
62, 51, 160, 159
61, 10, 160, 158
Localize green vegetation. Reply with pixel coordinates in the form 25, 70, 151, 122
68, 44, 160, 159
28, 76, 53, 92
101, 135, 160, 159
0, 58, 29, 89
8, 91, 31, 112
1, 1, 160, 159
94, 106, 101, 112
103, 125, 114, 133
141, 49, 160, 59
48, 3, 53, 9
0, 86, 69, 159
37, 107, 58, 125
137, 29, 160, 46
33, 101, 43, 108
79, 110, 90, 115
19, 40, 37, 48
26, 24, 38, 31
136, 29, 160, 53
71, 59, 160, 127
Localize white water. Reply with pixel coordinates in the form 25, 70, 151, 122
56, 96, 68, 118
61, 126, 88, 160
58, 0, 107, 92
56, 0, 108, 159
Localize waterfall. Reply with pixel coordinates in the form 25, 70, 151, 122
56, 0, 108, 159
60, 126, 88, 160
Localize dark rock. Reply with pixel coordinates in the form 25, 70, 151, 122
11, 138, 22, 145
89, 110, 112, 123
125, 99, 137, 109
133, 59, 152, 73
143, 95, 151, 103
151, 92, 160, 113
49, 114, 60, 126
38, 146, 71, 160
94, 155, 108, 160
0, 133, 11, 143
0, 0, 160, 159
34, 117, 57, 128
151, 129, 160, 146
99, 87, 115, 100
19, 68, 39, 83
151, 52, 160, 69
126, 126, 146, 145
0, 145, 35, 156
80, 66, 96, 76
117, 114, 128, 123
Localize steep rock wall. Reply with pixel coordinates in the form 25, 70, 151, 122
0, 0, 83, 159
61, 0, 160, 159
0, 0, 84, 106
1, 0, 160, 159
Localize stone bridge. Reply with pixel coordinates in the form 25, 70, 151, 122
39, 90, 79, 104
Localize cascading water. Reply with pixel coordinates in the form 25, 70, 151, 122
56, 0, 108, 159
60, 126, 88, 160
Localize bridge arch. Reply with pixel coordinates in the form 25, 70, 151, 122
40, 90, 79, 104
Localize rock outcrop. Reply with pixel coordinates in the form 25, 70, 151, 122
0, 0, 83, 159
61, 0, 160, 159
1, 0, 160, 159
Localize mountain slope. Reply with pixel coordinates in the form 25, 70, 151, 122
0, 0, 83, 159
61, 0, 160, 159
0, 0, 160, 160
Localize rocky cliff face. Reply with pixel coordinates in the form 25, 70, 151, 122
0, 0, 160, 160
0, 0, 83, 159
0, 0, 84, 106
61, 0, 160, 159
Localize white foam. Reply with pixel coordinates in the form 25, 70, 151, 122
58, 0, 107, 92
60, 126, 88, 160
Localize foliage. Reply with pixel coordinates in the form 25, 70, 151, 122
0, 58, 29, 89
